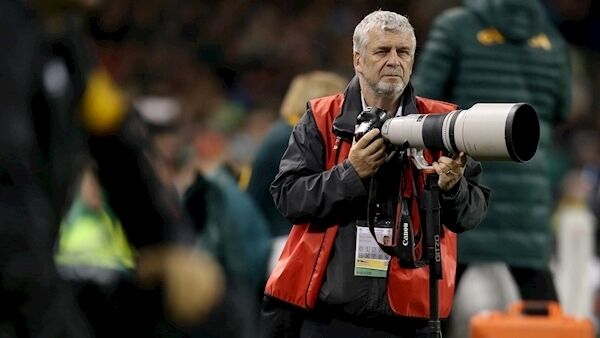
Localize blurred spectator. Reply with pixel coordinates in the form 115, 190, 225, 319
412, 0, 571, 334
0, 1, 222, 336
181, 127, 272, 338
552, 169, 596, 319
186, 128, 271, 297
246, 71, 348, 238
54, 166, 161, 338
56, 166, 135, 274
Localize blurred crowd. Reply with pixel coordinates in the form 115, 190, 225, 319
88, 0, 468, 177
84, 0, 600, 190
5, 0, 600, 337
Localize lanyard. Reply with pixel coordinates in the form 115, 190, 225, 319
367, 150, 427, 269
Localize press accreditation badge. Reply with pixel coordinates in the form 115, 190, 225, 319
354, 223, 392, 278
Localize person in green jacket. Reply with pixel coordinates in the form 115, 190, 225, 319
182, 129, 272, 338
246, 71, 347, 238
412, 0, 571, 303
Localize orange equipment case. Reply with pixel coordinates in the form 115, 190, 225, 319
470, 301, 595, 338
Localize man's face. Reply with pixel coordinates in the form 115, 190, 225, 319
354, 28, 414, 99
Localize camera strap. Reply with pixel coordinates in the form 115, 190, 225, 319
395, 198, 426, 268
367, 155, 426, 269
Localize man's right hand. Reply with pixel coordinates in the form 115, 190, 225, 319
348, 128, 386, 179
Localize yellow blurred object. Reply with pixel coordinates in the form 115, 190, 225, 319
528, 33, 552, 51
136, 245, 225, 325
81, 68, 127, 135
55, 209, 135, 270
477, 28, 505, 45
285, 114, 300, 127
237, 164, 252, 191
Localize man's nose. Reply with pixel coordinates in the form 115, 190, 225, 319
386, 51, 401, 66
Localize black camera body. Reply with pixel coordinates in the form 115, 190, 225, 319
354, 107, 389, 141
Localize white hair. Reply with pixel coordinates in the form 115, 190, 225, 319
352, 10, 416, 54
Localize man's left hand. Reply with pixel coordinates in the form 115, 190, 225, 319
432, 152, 467, 191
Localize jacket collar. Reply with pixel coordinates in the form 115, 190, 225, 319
333, 76, 419, 140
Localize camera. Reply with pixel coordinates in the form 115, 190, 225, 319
355, 107, 389, 141
355, 103, 540, 162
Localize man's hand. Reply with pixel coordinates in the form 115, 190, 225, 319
432, 152, 467, 191
348, 129, 386, 179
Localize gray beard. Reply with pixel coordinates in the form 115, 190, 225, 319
372, 80, 405, 98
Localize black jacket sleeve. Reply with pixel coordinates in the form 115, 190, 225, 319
440, 156, 490, 233
270, 110, 367, 225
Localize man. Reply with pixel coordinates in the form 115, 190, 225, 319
261, 10, 490, 338
412, 0, 569, 312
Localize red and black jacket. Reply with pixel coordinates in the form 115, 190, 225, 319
266, 77, 490, 319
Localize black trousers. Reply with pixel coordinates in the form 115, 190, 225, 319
455, 263, 558, 301
260, 296, 432, 338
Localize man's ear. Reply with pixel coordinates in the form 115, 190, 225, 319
353, 52, 361, 72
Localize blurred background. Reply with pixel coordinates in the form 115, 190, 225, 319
8, 0, 600, 337
85, 0, 600, 189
